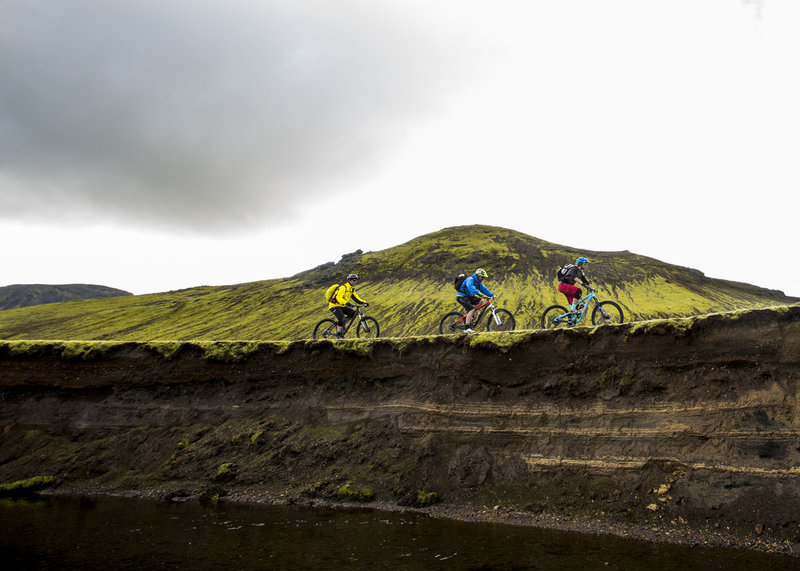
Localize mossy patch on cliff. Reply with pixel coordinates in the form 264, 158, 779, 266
0, 305, 797, 366
335, 481, 375, 502
396, 489, 440, 507
467, 330, 538, 350
59, 341, 121, 360
0, 476, 56, 496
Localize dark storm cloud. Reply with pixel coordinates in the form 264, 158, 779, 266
0, 1, 461, 233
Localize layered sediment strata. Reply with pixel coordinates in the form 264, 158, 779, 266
0, 307, 798, 545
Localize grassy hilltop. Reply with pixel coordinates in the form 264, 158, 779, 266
0, 225, 795, 341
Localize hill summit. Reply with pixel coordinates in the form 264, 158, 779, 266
0, 225, 795, 340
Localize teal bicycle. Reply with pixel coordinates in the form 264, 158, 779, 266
540, 287, 623, 329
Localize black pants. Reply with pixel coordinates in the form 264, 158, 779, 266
330, 306, 356, 327
456, 295, 481, 312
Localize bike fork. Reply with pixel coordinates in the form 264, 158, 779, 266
592, 300, 609, 320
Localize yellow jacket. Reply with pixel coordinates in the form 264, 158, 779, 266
328, 282, 366, 309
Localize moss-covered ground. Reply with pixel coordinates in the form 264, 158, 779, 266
0, 304, 796, 365
0, 225, 794, 341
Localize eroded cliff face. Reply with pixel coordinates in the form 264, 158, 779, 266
1, 307, 799, 544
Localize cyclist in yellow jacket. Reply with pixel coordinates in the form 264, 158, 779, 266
328, 273, 368, 336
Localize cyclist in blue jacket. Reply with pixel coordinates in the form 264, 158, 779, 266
456, 268, 495, 333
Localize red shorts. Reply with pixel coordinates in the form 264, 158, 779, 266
557, 282, 580, 304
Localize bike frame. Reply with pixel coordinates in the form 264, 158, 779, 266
338, 305, 367, 334
452, 298, 504, 327
313, 303, 379, 340
553, 290, 600, 326
541, 287, 622, 330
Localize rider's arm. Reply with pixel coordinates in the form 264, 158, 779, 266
464, 276, 492, 298
463, 276, 480, 297
352, 291, 367, 305
332, 285, 347, 306
477, 282, 495, 298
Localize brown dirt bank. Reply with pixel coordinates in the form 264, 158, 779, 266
1, 306, 799, 557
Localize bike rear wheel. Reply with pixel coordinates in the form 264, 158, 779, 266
541, 305, 570, 329
487, 308, 515, 332
313, 318, 340, 339
356, 316, 380, 338
439, 312, 466, 334
592, 301, 624, 326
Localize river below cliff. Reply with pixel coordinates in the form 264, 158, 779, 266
2, 494, 798, 570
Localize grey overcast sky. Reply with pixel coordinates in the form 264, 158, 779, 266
2, 0, 798, 297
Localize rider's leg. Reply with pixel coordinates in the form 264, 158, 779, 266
558, 283, 580, 311
340, 306, 356, 332
465, 308, 476, 326
457, 295, 477, 330
464, 296, 481, 331
331, 307, 348, 335
570, 288, 583, 311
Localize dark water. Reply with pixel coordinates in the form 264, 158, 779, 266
1, 496, 798, 570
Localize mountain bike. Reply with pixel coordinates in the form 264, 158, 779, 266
540, 287, 623, 329
313, 305, 380, 339
439, 296, 515, 334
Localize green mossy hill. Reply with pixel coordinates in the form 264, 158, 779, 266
0, 283, 132, 310
0, 225, 795, 341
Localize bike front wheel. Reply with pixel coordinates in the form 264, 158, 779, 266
313, 319, 339, 340
541, 305, 570, 329
592, 301, 624, 326
439, 312, 466, 334
356, 316, 380, 338
487, 309, 515, 332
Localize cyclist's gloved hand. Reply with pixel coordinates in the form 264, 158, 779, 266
363, 302, 369, 307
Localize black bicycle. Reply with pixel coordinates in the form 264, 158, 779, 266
313, 304, 380, 339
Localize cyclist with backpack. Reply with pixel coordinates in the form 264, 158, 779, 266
456, 268, 495, 333
557, 257, 594, 313
326, 273, 368, 337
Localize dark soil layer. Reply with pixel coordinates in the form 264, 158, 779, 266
1, 306, 799, 557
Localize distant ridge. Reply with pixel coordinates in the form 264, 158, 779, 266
0, 284, 132, 310
0, 225, 796, 340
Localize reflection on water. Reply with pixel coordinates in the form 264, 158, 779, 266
1, 495, 797, 570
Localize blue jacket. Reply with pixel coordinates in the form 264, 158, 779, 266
457, 274, 494, 298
